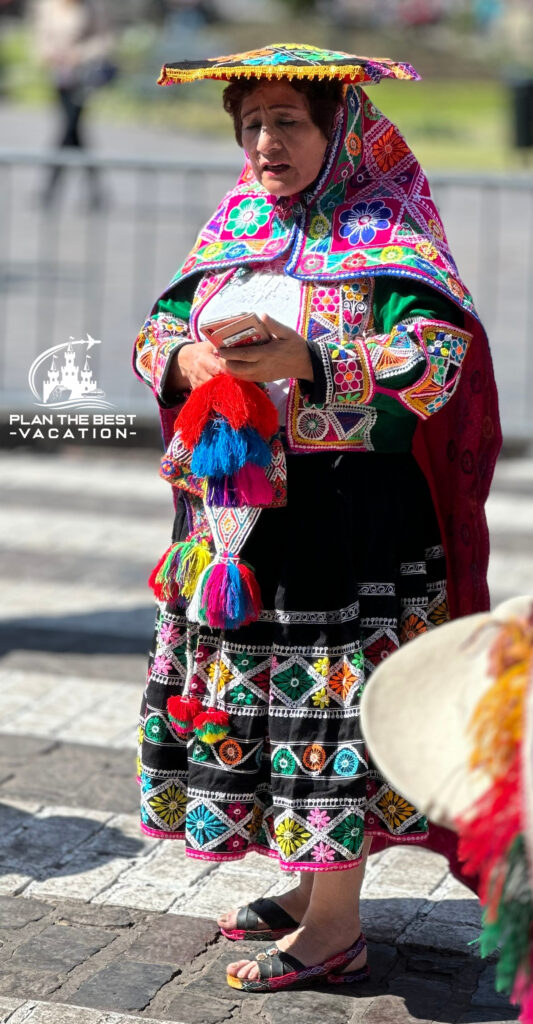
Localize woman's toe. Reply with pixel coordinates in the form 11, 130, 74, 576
226, 959, 249, 977
237, 960, 259, 980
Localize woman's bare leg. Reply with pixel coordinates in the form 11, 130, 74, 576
217, 870, 315, 931
227, 837, 371, 981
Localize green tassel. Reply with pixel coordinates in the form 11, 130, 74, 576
480, 835, 533, 994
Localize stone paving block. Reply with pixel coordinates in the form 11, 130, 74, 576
424, 896, 482, 929
0, 997, 25, 1023
162, 988, 240, 1024
75, 776, 140, 815
124, 913, 218, 966
26, 855, 132, 902
83, 813, 154, 858
456, 1013, 519, 1023
0, 744, 135, 809
4, 1004, 125, 1024
472, 965, 516, 1008
361, 993, 432, 1023
263, 986, 366, 1024
0, 735, 56, 765
53, 901, 137, 930
72, 960, 177, 1012
0, 872, 31, 896
399, 915, 482, 956
388, 971, 465, 1019
9, 923, 114, 972
0, 895, 48, 929
0, 798, 43, 842
0, 808, 112, 873
363, 848, 449, 899
0, 970, 62, 1000
92, 881, 178, 914
174, 868, 280, 920
365, 941, 398, 984
360, 897, 428, 944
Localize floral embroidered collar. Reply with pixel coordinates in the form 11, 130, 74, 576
154, 47, 476, 320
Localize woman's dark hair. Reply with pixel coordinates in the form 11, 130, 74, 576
222, 77, 344, 146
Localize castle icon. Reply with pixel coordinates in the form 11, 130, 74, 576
42, 341, 105, 404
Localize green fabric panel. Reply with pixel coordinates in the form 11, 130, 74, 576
373, 278, 464, 334
155, 277, 197, 320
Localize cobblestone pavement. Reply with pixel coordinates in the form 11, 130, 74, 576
1, 446, 530, 1024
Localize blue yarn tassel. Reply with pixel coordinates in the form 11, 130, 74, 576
191, 420, 271, 480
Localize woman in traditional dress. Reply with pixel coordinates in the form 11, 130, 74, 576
132, 44, 501, 993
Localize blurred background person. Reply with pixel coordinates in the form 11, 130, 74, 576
32, 0, 116, 208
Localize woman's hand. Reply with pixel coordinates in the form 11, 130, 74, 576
217, 314, 313, 383
168, 340, 225, 391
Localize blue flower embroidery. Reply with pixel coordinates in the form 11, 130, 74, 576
333, 748, 359, 776
187, 805, 228, 846
339, 200, 392, 245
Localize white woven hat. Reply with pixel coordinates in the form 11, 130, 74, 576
360, 595, 533, 832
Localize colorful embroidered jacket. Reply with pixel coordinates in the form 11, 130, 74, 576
134, 271, 470, 455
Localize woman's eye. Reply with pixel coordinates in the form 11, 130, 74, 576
242, 123, 260, 132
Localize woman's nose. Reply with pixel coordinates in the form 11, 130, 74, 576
257, 124, 282, 149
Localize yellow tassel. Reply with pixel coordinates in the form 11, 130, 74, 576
179, 539, 212, 601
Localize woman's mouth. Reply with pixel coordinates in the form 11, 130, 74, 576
263, 163, 290, 175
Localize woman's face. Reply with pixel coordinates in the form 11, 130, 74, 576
240, 80, 330, 197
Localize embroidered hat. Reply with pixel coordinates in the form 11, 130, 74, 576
361, 595, 533, 1019
158, 42, 420, 86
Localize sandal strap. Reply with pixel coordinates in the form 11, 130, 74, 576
255, 944, 306, 980
235, 898, 298, 933
328, 932, 367, 976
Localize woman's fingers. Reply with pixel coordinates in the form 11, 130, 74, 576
260, 312, 291, 338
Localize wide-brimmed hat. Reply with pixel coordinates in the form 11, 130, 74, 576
361, 594, 533, 831
361, 595, 533, 1017
157, 42, 419, 86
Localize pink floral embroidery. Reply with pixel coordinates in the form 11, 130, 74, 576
159, 623, 180, 645
308, 808, 331, 829
189, 676, 206, 696
153, 654, 173, 675
312, 842, 335, 862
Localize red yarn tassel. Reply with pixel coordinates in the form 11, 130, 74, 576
175, 376, 278, 450
167, 695, 204, 735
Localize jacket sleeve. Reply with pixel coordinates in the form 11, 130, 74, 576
132, 291, 195, 410
303, 280, 472, 421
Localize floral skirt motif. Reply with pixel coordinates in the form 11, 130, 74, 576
138, 451, 449, 872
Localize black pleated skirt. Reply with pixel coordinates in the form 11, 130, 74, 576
138, 451, 448, 872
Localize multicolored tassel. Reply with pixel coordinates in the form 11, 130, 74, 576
148, 532, 212, 604
198, 557, 262, 630
192, 709, 231, 744
148, 541, 185, 602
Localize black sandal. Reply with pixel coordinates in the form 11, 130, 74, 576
219, 897, 299, 941
226, 932, 369, 992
